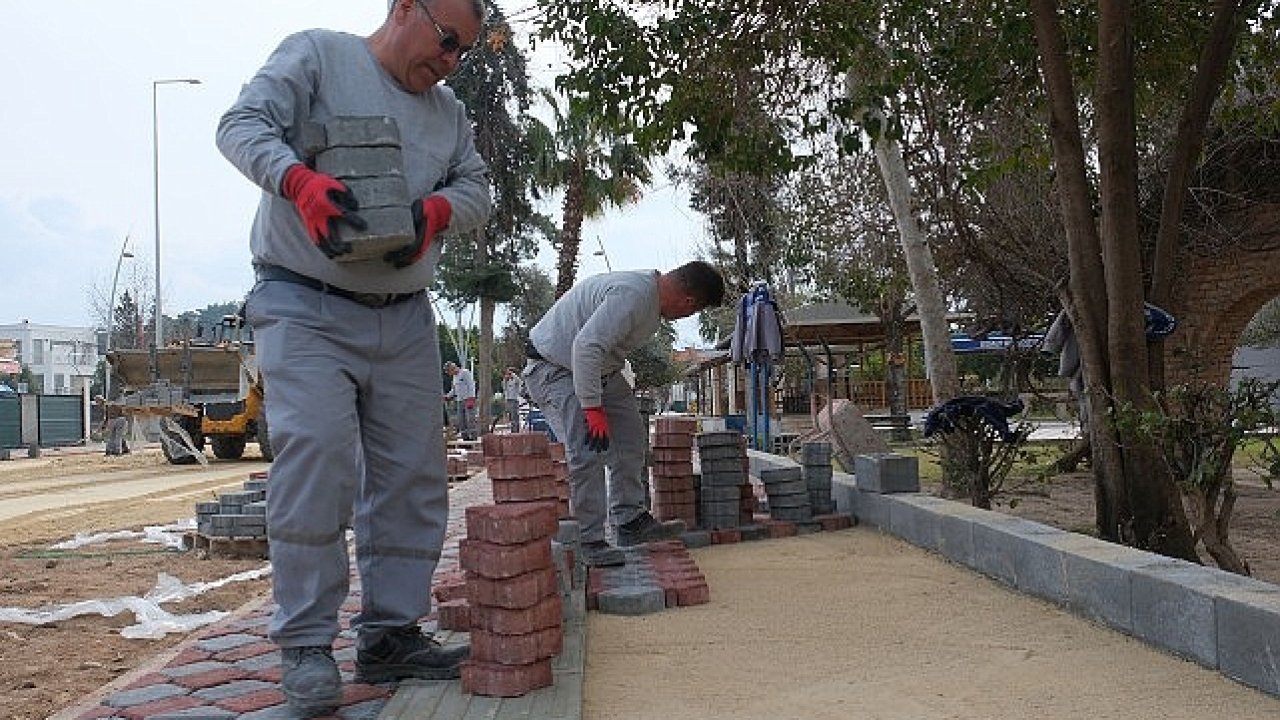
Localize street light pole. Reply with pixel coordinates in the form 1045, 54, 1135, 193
105, 235, 134, 400
592, 236, 613, 272
151, 77, 201, 381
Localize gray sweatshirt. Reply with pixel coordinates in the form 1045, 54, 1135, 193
216, 29, 491, 294
528, 271, 661, 407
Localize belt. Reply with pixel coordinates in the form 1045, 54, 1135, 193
524, 339, 545, 360
255, 265, 423, 309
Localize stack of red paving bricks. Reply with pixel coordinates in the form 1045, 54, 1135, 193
548, 441, 571, 519
649, 416, 698, 528
455, 432, 568, 696
459, 502, 563, 696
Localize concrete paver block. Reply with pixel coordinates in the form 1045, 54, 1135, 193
1130, 560, 1221, 667
854, 453, 920, 493
1215, 581, 1280, 696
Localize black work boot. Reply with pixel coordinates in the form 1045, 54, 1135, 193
280, 646, 342, 717
355, 625, 469, 683
581, 539, 626, 567
616, 511, 686, 547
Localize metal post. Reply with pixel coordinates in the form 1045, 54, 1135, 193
151, 78, 201, 381
105, 236, 133, 399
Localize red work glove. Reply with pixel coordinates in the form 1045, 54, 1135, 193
386, 195, 452, 269
583, 407, 610, 453
464, 397, 476, 410
281, 164, 366, 258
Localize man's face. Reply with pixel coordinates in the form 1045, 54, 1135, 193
400, 0, 480, 92
661, 292, 702, 321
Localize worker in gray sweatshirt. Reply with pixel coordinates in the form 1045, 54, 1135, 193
216, 0, 490, 715
523, 260, 725, 566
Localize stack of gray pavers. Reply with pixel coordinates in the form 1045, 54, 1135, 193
305, 115, 416, 262
801, 441, 835, 515
759, 466, 812, 523
194, 474, 267, 539
695, 431, 748, 530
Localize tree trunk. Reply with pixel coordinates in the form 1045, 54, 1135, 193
1097, 1, 1198, 558
479, 296, 495, 433
1031, 0, 1132, 542
556, 180, 587, 298
1032, 1, 1197, 557
864, 100, 959, 406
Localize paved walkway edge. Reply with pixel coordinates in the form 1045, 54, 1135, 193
377, 593, 586, 719
775, 458, 1280, 699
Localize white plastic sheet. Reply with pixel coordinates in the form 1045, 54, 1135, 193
0, 566, 271, 639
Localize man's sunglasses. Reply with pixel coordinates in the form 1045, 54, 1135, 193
414, 0, 473, 58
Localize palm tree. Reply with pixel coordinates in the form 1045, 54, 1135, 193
443, 3, 544, 430
526, 89, 652, 297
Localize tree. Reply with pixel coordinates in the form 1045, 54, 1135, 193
443, 1, 547, 429
1028, 0, 1271, 557
1241, 297, 1280, 347
525, 89, 652, 297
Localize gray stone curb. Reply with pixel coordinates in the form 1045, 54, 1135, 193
828, 468, 1280, 698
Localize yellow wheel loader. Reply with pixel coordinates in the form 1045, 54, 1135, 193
106, 315, 271, 465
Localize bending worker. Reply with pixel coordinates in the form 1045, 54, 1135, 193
523, 260, 725, 567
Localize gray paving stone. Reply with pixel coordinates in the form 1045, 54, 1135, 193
196, 632, 267, 652
148, 709, 236, 719
1215, 580, 1280, 696
887, 494, 945, 551
341, 699, 388, 720
161, 659, 232, 678
1053, 534, 1150, 632
854, 453, 920, 493
596, 585, 667, 615
104, 683, 189, 707
680, 530, 713, 548
1130, 559, 1221, 667
193, 678, 276, 701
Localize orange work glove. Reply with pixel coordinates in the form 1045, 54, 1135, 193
280, 164, 366, 258
583, 406, 609, 453
385, 195, 452, 268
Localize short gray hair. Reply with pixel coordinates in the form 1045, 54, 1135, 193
391, 0, 488, 23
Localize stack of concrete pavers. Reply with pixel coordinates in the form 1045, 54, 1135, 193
304, 115, 416, 262
801, 441, 835, 514
193, 470, 268, 539
548, 441, 572, 519
695, 431, 751, 530
649, 416, 698, 528
759, 467, 813, 523
587, 540, 710, 614
458, 501, 563, 697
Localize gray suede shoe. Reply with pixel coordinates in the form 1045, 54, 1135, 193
582, 540, 626, 567
616, 511, 686, 546
280, 646, 341, 717
355, 626, 469, 683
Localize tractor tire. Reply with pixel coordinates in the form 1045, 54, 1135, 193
211, 435, 247, 460
256, 411, 274, 462
160, 419, 200, 466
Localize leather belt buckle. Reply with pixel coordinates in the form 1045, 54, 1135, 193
351, 292, 391, 308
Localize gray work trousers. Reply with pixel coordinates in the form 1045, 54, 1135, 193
506, 399, 521, 432
454, 399, 477, 439
245, 280, 449, 650
104, 417, 130, 455
522, 360, 647, 543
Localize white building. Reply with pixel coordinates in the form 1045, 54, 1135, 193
0, 321, 100, 395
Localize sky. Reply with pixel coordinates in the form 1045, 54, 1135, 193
0, 2, 710, 346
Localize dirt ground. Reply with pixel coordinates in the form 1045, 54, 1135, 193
0, 450, 272, 720
1, 448, 1277, 720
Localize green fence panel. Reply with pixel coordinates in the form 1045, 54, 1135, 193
0, 396, 19, 448
38, 395, 83, 447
